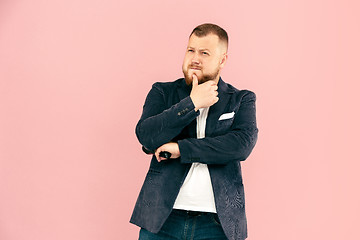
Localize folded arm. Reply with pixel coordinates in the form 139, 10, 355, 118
135, 82, 199, 152
178, 91, 258, 165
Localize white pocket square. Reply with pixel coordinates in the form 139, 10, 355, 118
218, 112, 235, 120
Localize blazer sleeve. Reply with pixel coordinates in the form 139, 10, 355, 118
178, 91, 258, 165
136, 82, 199, 152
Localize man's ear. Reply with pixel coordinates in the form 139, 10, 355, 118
220, 53, 228, 68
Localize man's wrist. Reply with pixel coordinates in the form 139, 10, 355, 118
190, 96, 199, 112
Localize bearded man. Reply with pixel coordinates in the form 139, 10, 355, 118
130, 23, 258, 240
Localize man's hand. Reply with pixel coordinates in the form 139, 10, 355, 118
155, 142, 180, 162
190, 74, 219, 111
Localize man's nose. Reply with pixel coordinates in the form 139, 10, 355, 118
191, 53, 200, 64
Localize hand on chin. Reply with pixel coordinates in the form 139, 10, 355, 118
188, 70, 202, 82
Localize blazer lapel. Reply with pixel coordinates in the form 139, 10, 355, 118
206, 78, 233, 137
177, 78, 192, 101
176, 77, 233, 138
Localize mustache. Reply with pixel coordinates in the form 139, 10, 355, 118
188, 65, 202, 70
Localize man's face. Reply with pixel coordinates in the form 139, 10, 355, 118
182, 33, 227, 85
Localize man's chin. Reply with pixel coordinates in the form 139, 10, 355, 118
184, 76, 193, 85
184, 75, 206, 85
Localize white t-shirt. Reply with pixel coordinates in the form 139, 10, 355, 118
173, 107, 217, 213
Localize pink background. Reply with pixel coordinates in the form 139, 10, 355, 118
1, 0, 359, 239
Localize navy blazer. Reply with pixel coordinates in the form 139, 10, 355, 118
130, 77, 258, 240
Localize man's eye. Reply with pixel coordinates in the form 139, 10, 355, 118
188, 49, 194, 52
202, 52, 209, 55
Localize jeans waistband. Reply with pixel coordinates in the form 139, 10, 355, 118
172, 209, 216, 217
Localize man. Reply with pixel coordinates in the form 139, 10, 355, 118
130, 23, 258, 240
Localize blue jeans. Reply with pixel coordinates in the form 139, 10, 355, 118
138, 209, 228, 240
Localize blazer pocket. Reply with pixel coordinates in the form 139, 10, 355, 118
218, 111, 235, 121
216, 117, 234, 129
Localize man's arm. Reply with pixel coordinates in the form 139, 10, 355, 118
178, 91, 258, 165
136, 74, 219, 153
135, 82, 199, 152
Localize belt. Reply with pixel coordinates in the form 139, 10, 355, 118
172, 209, 215, 217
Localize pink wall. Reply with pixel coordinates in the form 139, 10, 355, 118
1, 0, 359, 239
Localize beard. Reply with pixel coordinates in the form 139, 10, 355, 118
182, 64, 220, 85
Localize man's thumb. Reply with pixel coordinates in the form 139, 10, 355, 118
192, 74, 198, 87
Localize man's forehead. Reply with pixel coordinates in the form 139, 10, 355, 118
187, 34, 220, 48
187, 34, 228, 54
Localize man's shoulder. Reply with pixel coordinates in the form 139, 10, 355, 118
152, 78, 184, 86
222, 79, 256, 100
151, 78, 185, 91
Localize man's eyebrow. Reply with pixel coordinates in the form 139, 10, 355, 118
187, 47, 211, 52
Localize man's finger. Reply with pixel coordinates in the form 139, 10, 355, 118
209, 80, 217, 86
154, 149, 161, 162
155, 148, 167, 162
192, 74, 198, 87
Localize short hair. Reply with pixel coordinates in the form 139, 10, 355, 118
190, 23, 228, 50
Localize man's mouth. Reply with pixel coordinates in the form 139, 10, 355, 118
190, 67, 201, 70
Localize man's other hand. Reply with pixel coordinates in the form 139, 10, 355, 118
155, 142, 180, 162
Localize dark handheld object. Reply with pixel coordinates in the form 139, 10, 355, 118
142, 146, 172, 159
159, 151, 171, 159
